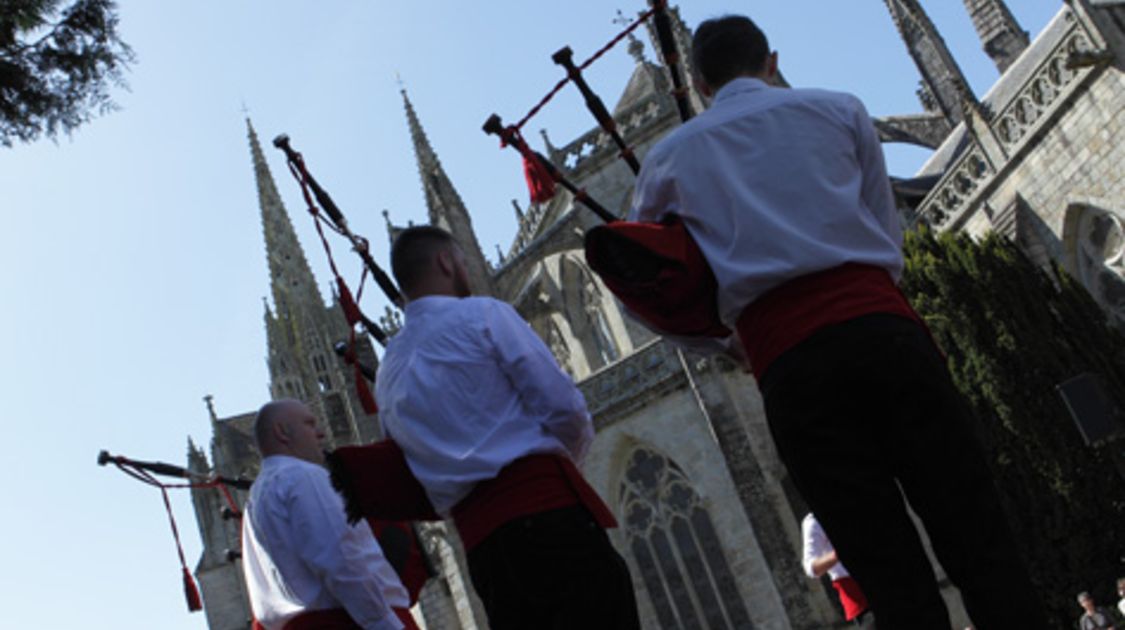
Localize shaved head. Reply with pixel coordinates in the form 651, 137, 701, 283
253, 399, 326, 464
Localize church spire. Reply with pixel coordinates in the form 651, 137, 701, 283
400, 88, 494, 295
246, 118, 322, 315
961, 0, 1028, 73
884, 0, 972, 125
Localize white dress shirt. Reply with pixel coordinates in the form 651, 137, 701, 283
630, 77, 903, 327
242, 455, 408, 630
801, 513, 850, 581
375, 295, 594, 513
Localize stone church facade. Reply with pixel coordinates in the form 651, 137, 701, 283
187, 1, 1125, 628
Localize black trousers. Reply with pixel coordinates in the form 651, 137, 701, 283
760, 314, 1048, 630
466, 505, 641, 630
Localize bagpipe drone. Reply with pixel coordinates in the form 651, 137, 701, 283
97, 449, 435, 613
483, 0, 732, 339
98, 1, 726, 616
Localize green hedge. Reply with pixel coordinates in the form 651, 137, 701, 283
901, 227, 1125, 628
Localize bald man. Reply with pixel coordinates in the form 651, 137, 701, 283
241, 399, 417, 630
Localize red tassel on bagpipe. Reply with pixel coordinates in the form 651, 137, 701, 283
159, 484, 204, 613
182, 566, 203, 612
523, 153, 557, 203
502, 128, 556, 204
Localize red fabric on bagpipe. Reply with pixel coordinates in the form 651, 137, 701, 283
367, 519, 434, 604
326, 441, 437, 602
327, 440, 439, 523
584, 217, 730, 338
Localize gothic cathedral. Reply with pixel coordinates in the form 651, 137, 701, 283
189, 1, 1125, 628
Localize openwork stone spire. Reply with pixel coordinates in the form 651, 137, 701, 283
401, 88, 494, 295
247, 118, 322, 315
962, 0, 1029, 73
884, 0, 973, 126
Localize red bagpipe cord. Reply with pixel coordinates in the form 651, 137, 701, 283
159, 486, 204, 612
335, 273, 379, 414
287, 159, 378, 415
113, 461, 242, 613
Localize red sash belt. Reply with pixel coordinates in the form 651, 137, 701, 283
275, 606, 418, 630
832, 576, 869, 621
452, 454, 618, 550
737, 263, 922, 379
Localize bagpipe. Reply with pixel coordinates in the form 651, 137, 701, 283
266, 137, 442, 552
98, 448, 436, 612
97, 450, 248, 613
97, 2, 726, 616
98, 128, 439, 616
483, 0, 731, 339
270, 133, 406, 414
265, 1, 729, 417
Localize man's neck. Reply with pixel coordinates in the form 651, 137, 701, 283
405, 286, 460, 302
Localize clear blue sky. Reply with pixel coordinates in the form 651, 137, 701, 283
0, 2, 1063, 627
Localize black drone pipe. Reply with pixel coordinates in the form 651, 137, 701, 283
272, 134, 404, 308
334, 341, 377, 381
552, 46, 641, 175
650, 0, 694, 124
97, 450, 253, 490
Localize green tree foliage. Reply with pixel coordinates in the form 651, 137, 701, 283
0, 0, 133, 146
901, 227, 1125, 628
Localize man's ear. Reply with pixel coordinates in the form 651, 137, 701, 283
765, 51, 779, 80
435, 249, 455, 276
273, 421, 290, 445
693, 74, 713, 98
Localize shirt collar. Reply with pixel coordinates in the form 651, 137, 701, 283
712, 76, 771, 105
260, 454, 306, 470
404, 294, 461, 319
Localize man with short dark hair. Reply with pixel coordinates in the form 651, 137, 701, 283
241, 399, 417, 630
375, 225, 640, 630
388, 225, 470, 299
629, 14, 1046, 630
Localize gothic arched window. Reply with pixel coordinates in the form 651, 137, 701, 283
620, 448, 753, 629
1073, 205, 1125, 325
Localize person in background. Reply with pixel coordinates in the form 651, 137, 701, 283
801, 513, 874, 628
1078, 591, 1117, 630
